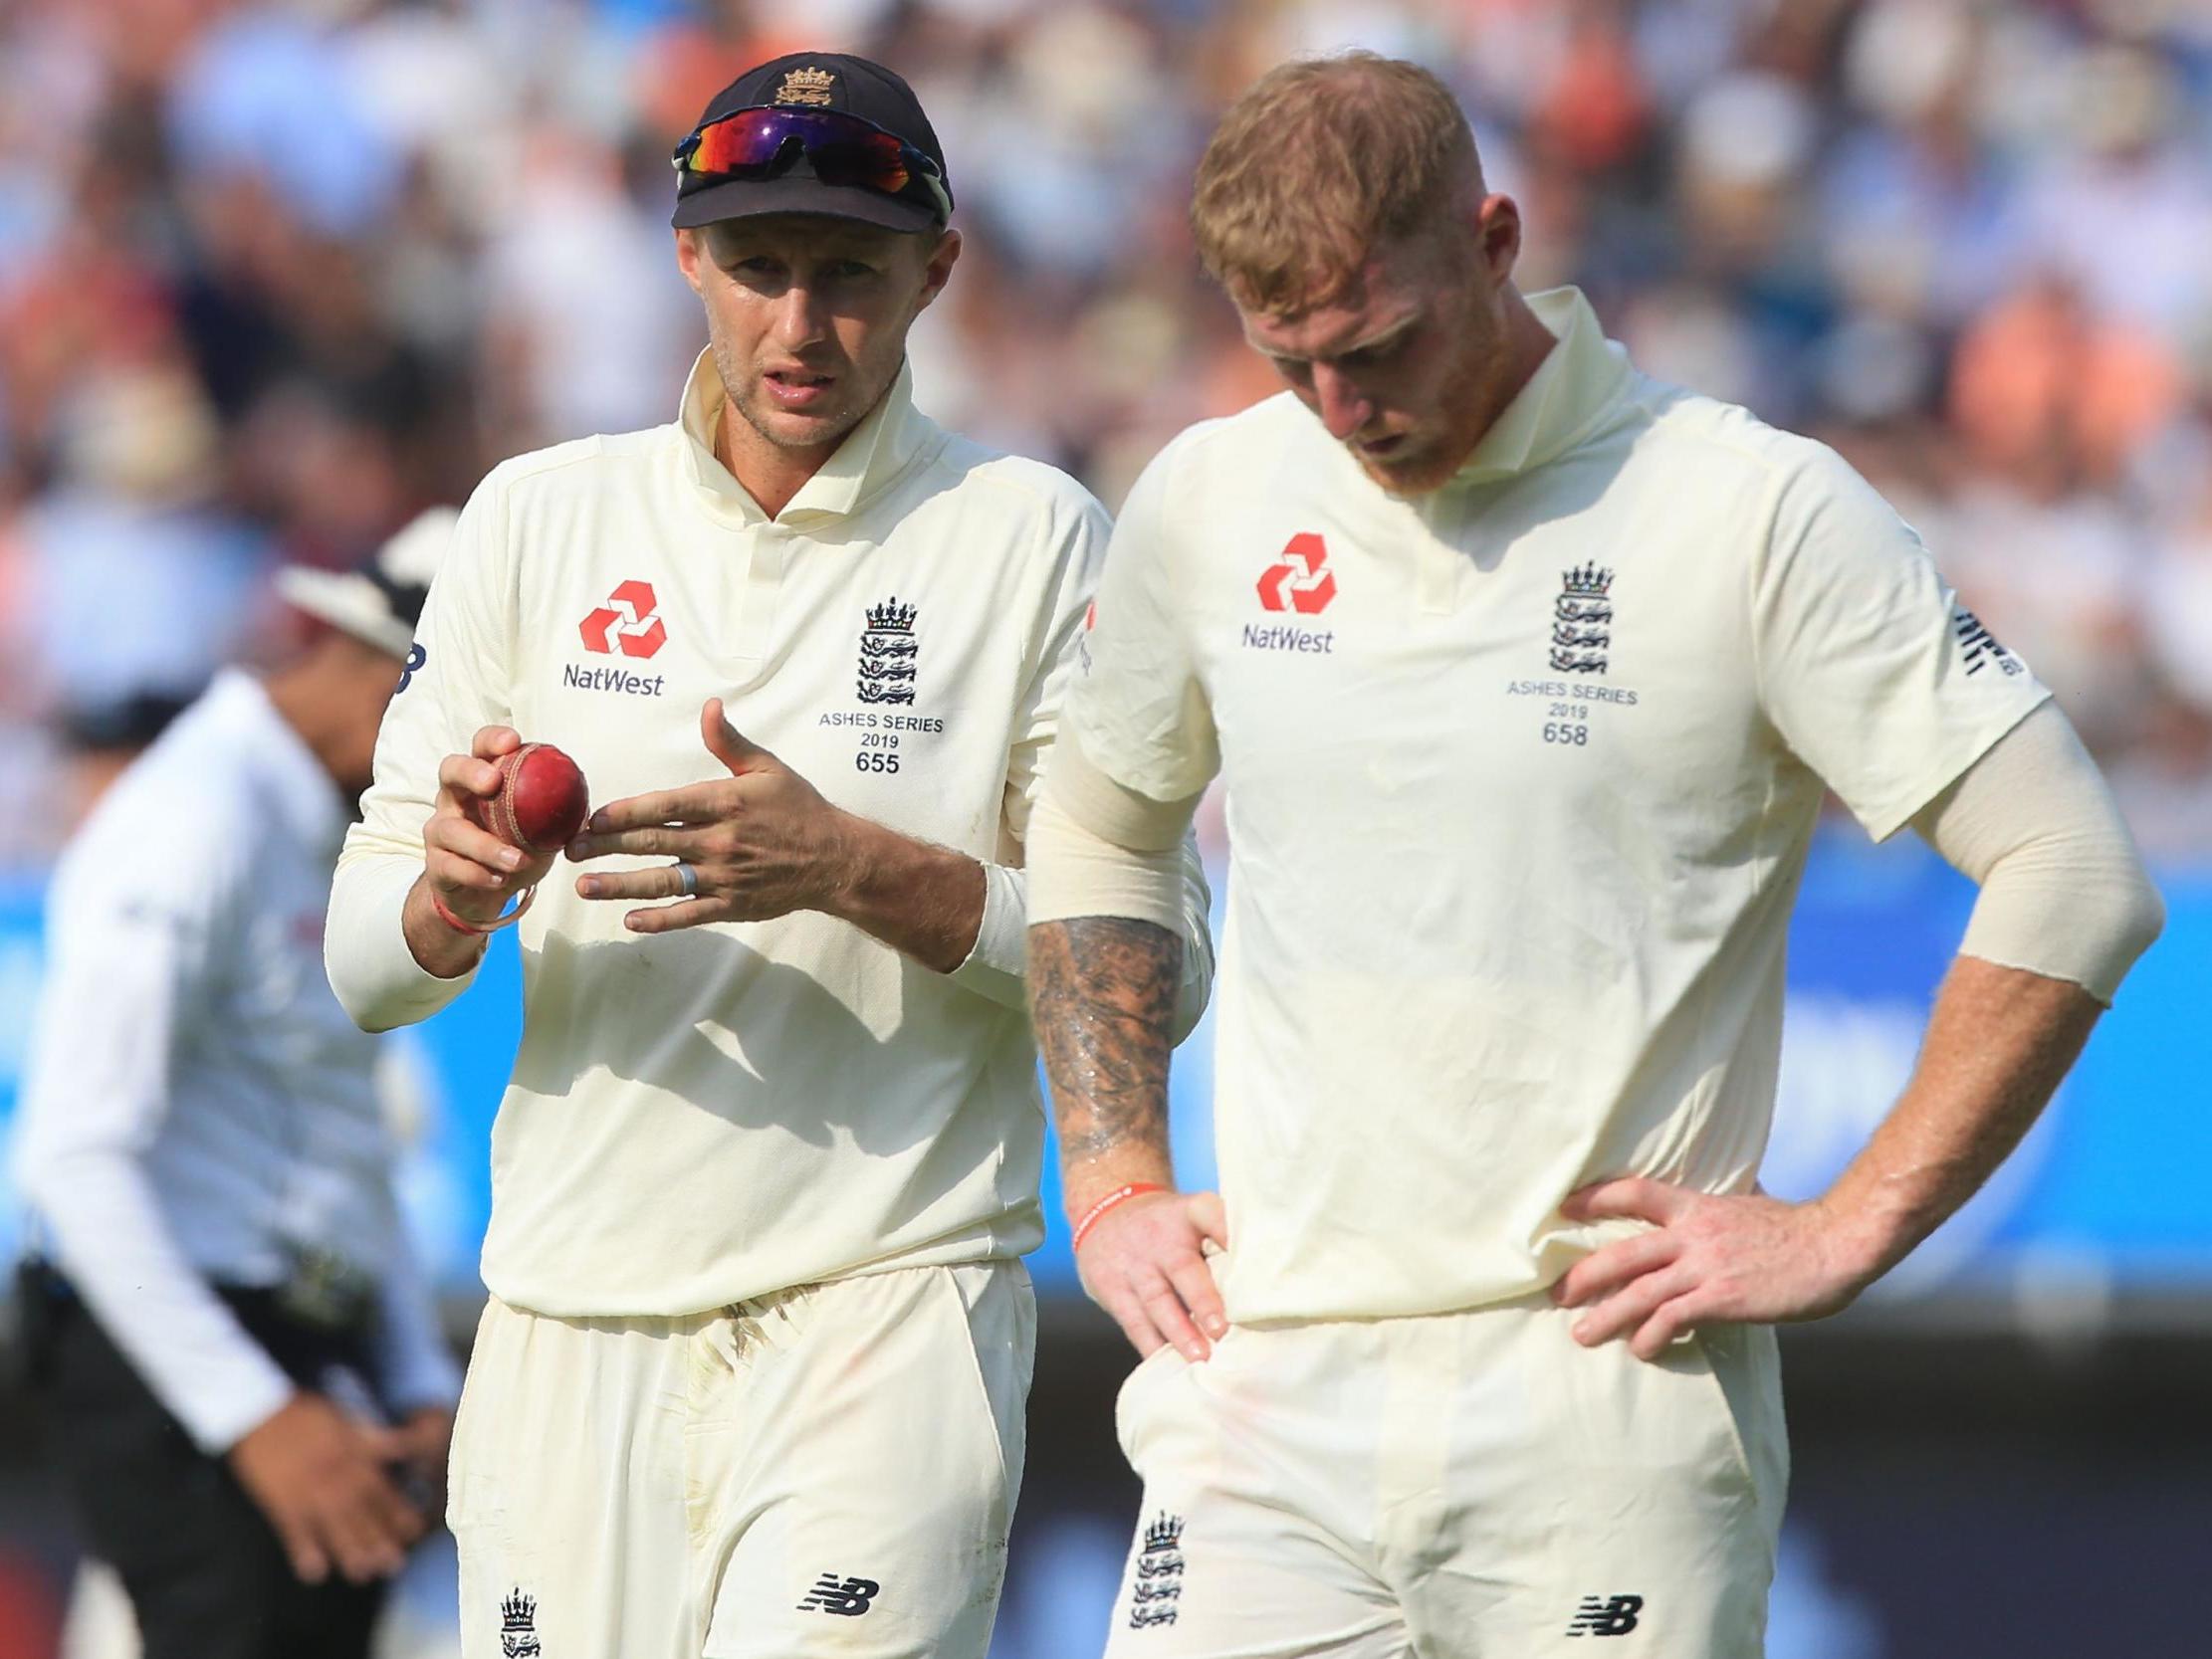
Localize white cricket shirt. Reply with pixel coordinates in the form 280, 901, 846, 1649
329, 355, 1209, 1318
1061, 288, 2052, 1325
13, 671, 460, 1452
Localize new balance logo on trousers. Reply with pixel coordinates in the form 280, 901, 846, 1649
796, 1573, 881, 1616
1566, 1593, 1645, 1636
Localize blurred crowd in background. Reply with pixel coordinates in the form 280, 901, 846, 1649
2, 0, 2211, 866
1, 5, 2207, 1653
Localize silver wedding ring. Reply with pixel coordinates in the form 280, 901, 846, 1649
673, 862, 699, 898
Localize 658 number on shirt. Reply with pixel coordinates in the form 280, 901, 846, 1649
1542, 704, 1591, 746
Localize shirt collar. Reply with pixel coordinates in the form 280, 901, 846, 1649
208, 668, 347, 850
1449, 287, 1632, 488
676, 350, 931, 526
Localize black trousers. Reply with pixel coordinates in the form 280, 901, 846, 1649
23, 1268, 389, 1659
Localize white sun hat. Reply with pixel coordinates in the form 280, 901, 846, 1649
275, 506, 458, 660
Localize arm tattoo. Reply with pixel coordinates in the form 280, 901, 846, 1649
1028, 917, 1181, 1166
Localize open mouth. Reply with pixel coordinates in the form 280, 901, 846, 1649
764, 368, 837, 409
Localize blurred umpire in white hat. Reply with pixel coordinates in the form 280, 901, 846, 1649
12, 508, 466, 1659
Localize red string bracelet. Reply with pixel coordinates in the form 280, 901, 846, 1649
431, 884, 537, 936
1071, 1183, 1168, 1253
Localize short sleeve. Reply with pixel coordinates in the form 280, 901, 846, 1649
995, 483, 1114, 849
1751, 445, 2051, 840
944, 477, 1112, 1007
1059, 440, 1220, 807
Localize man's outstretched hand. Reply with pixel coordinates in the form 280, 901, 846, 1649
568, 698, 856, 933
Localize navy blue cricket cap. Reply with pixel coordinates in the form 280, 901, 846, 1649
671, 53, 952, 234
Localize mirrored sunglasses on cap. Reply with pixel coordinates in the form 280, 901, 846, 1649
673, 105, 953, 223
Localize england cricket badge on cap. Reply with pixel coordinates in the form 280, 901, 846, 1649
776, 65, 837, 105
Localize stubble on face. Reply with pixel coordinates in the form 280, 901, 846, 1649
712, 326, 876, 457
1360, 283, 1508, 495
1242, 216, 1533, 499
690, 218, 947, 471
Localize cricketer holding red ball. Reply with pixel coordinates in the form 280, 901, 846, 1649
325, 52, 1213, 1659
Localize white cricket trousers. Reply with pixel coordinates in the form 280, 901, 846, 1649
448, 1261, 1034, 1659
1101, 1295, 1786, 1659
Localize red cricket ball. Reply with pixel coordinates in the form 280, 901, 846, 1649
476, 742, 589, 856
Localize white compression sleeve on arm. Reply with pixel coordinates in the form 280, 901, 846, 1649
1025, 787, 1216, 1043
1028, 726, 1201, 932
1043, 733, 1205, 854
1026, 788, 1189, 935
1909, 702, 2165, 1005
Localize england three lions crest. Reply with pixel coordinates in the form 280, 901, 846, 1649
1550, 563, 1613, 675
859, 596, 919, 705
500, 1588, 542, 1658
1127, 1511, 1186, 1630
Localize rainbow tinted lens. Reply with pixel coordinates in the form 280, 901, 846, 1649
674, 106, 950, 218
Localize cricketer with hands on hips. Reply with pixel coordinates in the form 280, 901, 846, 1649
1027, 50, 2163, 1659
1032, 65, 2155, 1378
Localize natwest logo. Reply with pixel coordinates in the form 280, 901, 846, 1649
1257, 533, 1337, 615
580, 580, 667, 658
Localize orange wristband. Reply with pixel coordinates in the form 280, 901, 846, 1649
431, 884, 537, 936
1071, 1182, 1168, 1253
